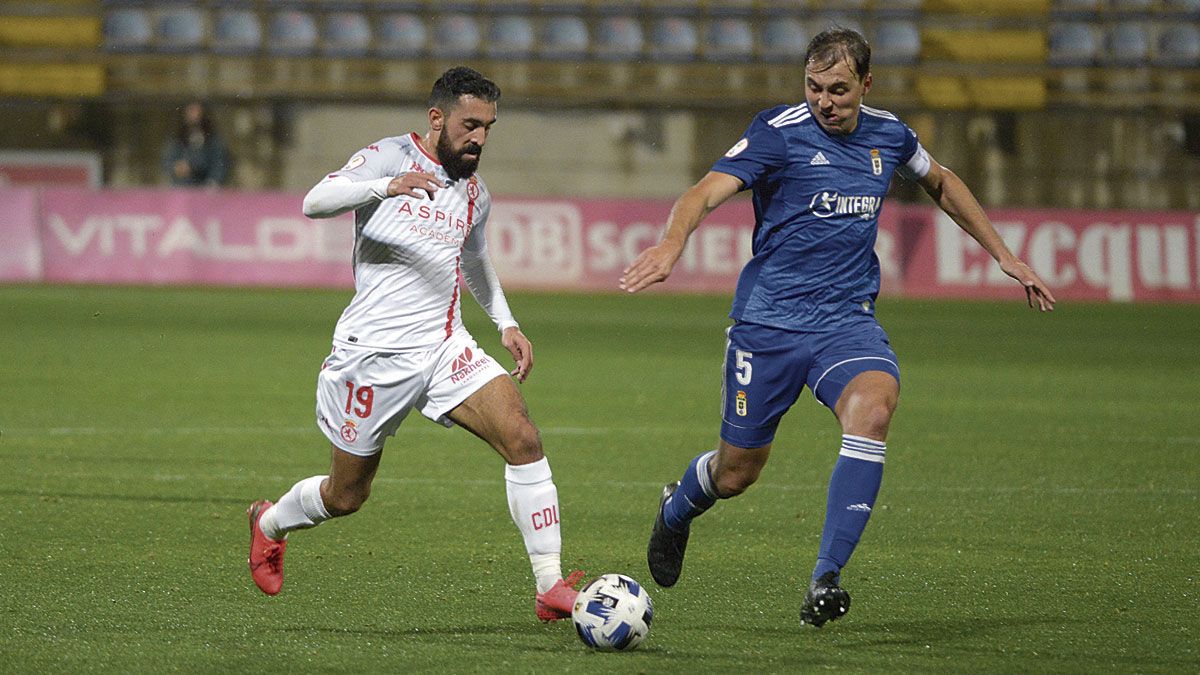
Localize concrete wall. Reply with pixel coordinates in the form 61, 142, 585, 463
280, 105, 697, 199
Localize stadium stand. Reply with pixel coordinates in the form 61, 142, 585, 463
540, 15, 589, 59
593, 15, 644, 61
103, 7, 152, 52
376, 13, 426, 58
1105, 21, 1152, 65
322, 11, 371, 57
430, 13, 480, 58
155, 5, 205, 53
705, 17, 754, 62
486, 14, 535, 59
1155, 24, 1200, 66
267, 9, 318, 56
758, 16, 807, 63
648, 16, 699, 62
1049, 22, 1100, 65
212, 8, 260, 55
873, 19, 921, 65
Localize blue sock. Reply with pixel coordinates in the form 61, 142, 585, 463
813, 435, 886, 582
662, 450, 719, 532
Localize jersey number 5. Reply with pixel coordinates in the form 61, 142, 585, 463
344, 381, 374, 418
735, 350, 753, 385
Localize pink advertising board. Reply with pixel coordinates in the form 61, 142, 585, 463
0, 187, 42, 282
901, 209, 1200, 303
38, 189, 354, 287
5, 186, 1200, 303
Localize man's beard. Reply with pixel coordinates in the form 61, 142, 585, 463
436, 128, 481, 181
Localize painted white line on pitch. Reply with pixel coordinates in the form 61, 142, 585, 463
138, 472, 1196, 496
6, 425, 709, 437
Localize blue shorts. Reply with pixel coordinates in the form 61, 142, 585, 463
719, 320, 900, 449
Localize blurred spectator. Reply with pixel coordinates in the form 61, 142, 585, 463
162, 101, 229, 187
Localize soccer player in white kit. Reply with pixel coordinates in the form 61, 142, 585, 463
246, 67, 584, 621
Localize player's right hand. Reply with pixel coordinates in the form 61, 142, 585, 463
619, 242, 683, 293
387, 171, 444, 200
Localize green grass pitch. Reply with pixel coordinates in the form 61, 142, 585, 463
1, 285, 1197, 672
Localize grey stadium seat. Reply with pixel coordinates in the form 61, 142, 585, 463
430, 13, 480, 58
486, 15, 534, 59
873, 20, 920, 65
594, 15, 644, 61
1048, 22, 1099, 65
104, 7, 152, 52
267, 10, 318, 56
649, 16, 698, 62
759, 17, 807, 63
1155, 24, 1200, 66
156, 6, 205, 52
322, 12, 371, 57
705, 17, 754, 62
376, 13, 426, 57
212, 8, 261, 55
1105, 22, 1151, 65
540, 15, 589, 59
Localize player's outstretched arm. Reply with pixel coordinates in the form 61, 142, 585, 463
620, 171, 742, 293
917, 159, 1056, 312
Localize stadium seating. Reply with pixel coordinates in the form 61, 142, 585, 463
648, 16, 699, 62
212, 9, 260, 55
376, 13, 426, 58
486, 15, 535, 59
758, 17, 807, 63
103, 7, 152, 52
540, 15, 589, 59
705, 17, 754, 62
267, 9, 318, 56
1048, 22, 1100, 65
593, 15, 644, 61
873, 20, 921, 65
1155, 24, 1200, 66
430, 13, 480, 58
1105, 22, 1151, 65
322, 12, 370, 57
155, 6, 205, 53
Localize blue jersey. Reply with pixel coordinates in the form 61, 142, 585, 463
712, 102, 925, 332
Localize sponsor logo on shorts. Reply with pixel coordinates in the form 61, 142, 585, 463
735, 390, 748, 417
340, 420, 358, 443
449, 346, 490, 384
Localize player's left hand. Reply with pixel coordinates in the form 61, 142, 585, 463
1001, 258, 1057, 312
502, 327, 534, 383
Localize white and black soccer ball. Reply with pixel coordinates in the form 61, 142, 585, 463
571, 573, 653, 651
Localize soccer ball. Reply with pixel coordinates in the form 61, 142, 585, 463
571, 573, 653, 651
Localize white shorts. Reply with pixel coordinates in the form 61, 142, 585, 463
315, 332, 510, 456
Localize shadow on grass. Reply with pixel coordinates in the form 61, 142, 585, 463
817, 614, 1077, 648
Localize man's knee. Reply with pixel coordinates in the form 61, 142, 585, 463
842, 394, 896, 439
504, 421, 544, 464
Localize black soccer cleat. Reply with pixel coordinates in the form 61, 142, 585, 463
647, 481, 690, 587
799, 572, 851, 627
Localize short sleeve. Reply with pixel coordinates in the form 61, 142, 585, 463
710, 112, 789, 190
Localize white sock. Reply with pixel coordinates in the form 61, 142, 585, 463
261, 475, 332, 540
505, 458, 563, 593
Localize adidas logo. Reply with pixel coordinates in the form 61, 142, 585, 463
846, 503, 872, 512
810, 151, 830, 166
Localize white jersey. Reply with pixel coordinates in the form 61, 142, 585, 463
303, 133, 517, 352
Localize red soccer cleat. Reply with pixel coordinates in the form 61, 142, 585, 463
247, 500, 287, 596
535, 569, 586, 622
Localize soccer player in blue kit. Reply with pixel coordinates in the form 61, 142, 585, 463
620, 28, 1056, 627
